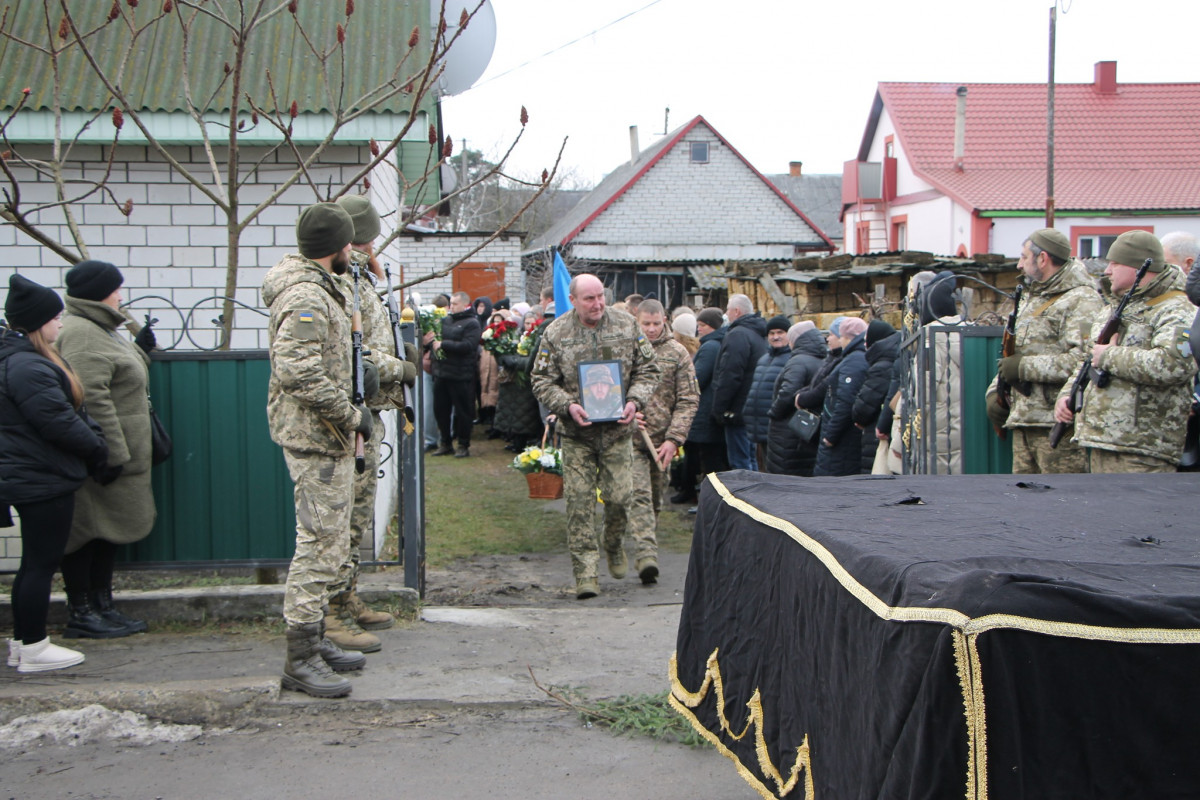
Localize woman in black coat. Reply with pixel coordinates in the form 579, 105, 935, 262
742, 316, 793, 458
814, 319, 870, 476
765, 323, 827, 476
1, 275, 111, 673
851, 320, 901, 472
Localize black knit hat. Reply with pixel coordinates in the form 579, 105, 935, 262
296, 202, 354, 259
65, 259, 124, 301
766, 315, 791, 333
696, 307, 724, 331
5, 274, 64, 332
866, 318, 896, 347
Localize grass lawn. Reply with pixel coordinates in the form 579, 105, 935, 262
412, 425, 697, 568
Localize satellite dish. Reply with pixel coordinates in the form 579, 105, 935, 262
431, 0, 497, 97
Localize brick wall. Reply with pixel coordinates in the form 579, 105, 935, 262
4, 144, 526, 350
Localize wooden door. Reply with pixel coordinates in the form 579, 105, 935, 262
453, 262, 506, 303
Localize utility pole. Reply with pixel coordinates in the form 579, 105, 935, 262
1046, 4, 1056, 227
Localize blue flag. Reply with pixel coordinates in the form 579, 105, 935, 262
553, 250, 573, 315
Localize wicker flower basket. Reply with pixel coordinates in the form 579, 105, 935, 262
525, 471, 564, 500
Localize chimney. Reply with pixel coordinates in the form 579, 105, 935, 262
629, 125, 640, 166
789, 161, 803, 177
953, 86, 967, 171
1094, 61, 1117, 94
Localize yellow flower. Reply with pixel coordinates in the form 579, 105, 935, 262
528, 448, 542, 460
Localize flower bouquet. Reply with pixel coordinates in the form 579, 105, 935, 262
417, 304, 447, 359
481, 318, 520, 357
510, 443, 564, 499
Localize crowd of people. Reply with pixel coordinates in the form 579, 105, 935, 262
4, 205, 1199, 694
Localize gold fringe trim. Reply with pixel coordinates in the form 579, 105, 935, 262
952, 631, 989, 800
706, 473, 1200, 646
669, 650, 815, 799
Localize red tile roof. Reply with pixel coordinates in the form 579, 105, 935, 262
870, 77, 1200, 212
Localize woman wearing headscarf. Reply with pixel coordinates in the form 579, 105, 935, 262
55, 260, 157, 639
2, 275, 113, 671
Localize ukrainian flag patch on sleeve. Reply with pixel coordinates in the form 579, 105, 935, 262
298, 311, 314, 323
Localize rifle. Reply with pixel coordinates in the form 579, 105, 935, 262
383, 263, 417, 436
351, 263, 367, 474
993, 282, 1030, 439
1049, 257, 1152, 448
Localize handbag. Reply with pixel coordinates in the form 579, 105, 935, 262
788, 407, 821, 444
149, 398, 172, 465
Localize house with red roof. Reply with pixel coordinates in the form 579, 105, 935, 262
524, 115, 835, 307
842, 62, 1200, 259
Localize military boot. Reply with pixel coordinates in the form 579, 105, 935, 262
432, 441, 454, 456
281, 623, 352, 698
575, 578, 600, 600
324, 599, 382, 653
636, 557, 659, 585
341, 585, 394, 631
317, 620, 366, 672
606, 548, 628, 580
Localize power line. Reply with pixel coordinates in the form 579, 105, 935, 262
471, 0, 666, 89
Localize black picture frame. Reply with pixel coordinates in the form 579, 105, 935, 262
577, 359, 625, 422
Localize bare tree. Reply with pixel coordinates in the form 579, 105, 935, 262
1, 0, 558, 346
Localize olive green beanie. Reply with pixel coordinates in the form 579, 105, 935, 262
1105, 230, 1165, 272
296, 202, 354, 259
335, 195, 381, 245
1028, 228, 1071, 262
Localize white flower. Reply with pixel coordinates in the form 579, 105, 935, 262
539, 453, 557, 469
481, 329, 494, 340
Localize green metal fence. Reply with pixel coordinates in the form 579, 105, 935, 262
118, 351, 297, 565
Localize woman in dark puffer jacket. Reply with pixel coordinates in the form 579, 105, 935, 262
793, 317, 850, 415
1, 275, 112, 673
814, 318, 869, 476
741, 315, 793, 465
765, 322, 827, 476
851, 319, 901, 472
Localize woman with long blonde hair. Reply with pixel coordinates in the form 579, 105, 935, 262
2, 275, 113, 672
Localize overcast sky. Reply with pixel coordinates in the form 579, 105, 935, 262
440, 0, 1198, 187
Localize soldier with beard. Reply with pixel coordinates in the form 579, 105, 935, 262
263, 202, 374, 698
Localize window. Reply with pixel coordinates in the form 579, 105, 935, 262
1071, 226, 1154, 259
1077, 235, 1119, 259
689, 142, 709, 163
885, 136, 895, 159
891, 218, 907, 251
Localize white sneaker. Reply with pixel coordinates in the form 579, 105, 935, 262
17, 638, 85, 673
6, 638, 20, 667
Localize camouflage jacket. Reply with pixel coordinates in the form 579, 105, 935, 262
264, 253, 361, 456
340, 253, 416, 412
987, 260, 1103, 428
1060, 268, 1198, 462
636, 330, 698, 450
530, 308, 660, 444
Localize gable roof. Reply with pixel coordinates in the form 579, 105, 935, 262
766, 173, 844, 241
526, 115, 835, 255
0, 0, 429, 116
860, 68, 1200, 213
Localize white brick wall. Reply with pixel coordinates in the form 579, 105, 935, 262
4, 145, 526, 350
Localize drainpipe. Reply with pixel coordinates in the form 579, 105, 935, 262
953, 86, 967, 171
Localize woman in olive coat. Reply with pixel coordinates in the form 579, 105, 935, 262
55, 261, 157, 639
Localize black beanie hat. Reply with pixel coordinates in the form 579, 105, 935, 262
696, 307, 725, 331
65, 259, 124, 301
494, 297, 511, 310
766, 314, 791, 333
296, 202, 355, 259
866, 318, 896, 347
5, 274, 64, 332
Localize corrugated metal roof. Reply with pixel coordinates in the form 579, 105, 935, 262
0, 0, 430, 116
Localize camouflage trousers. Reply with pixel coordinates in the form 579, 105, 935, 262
561, 434, 634, 582
602, 447, 662, 562
1011, 427, 1087, 474
331, 410, 384, 596
282, 449, 354, 626
1087, 448, 1175, 474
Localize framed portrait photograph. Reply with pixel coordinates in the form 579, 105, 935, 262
577, 360, 626, 422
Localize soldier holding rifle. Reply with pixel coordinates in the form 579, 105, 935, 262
1052, 231, 1197, 473
263, 202, 373, 698
985, 228, 1101, 474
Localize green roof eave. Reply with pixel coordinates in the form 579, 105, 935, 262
2, 109, 429, 146
979, 208, 1200, 218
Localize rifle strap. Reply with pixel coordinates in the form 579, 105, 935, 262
1029, 294, 1068, 318
1145, 290, 1186, 308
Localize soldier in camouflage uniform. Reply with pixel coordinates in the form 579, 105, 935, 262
986, 228, 1103, 473
320, 196, 420, 652
264, 202, 374, 698
1053, 231, 1198, 473
602, 299, 697, 584
530, 274, 660, 599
